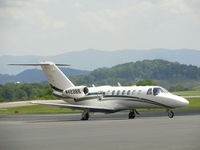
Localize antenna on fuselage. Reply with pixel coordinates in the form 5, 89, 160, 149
117, 82, 121, 87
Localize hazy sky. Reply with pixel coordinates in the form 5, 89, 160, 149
0, 0, 200, 56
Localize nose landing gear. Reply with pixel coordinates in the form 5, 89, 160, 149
167, 110, 174, 118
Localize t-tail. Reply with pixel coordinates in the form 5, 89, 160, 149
8, 61, 75, 92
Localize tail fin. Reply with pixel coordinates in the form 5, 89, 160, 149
8, 61, 75, 91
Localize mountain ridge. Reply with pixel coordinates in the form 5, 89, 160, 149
69, 59, 200, 88
0, 68, 90, 84
1, 59, 200, 88
0, 49, 200, 75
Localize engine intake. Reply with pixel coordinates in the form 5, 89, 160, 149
63, 86, 89, 98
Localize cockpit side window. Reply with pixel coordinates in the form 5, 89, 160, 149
127, 90, 131, 95
147, 88, 152, 95
162, 88, 169, 93
153, 88, 164, 96
153, 88, 159, 96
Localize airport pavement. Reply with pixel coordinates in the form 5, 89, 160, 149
0, 110, 200, 150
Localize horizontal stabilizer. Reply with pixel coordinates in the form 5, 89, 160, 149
8, 63, 70, 66
8, 61, 74, 90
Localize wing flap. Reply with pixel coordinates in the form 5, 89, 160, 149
31, 102, 114, 112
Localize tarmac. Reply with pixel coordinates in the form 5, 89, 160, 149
0, 110, 200, 150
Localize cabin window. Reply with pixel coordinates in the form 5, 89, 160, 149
112, 90, 115, 95
107, 90, 110, 95
147, 88, 152, 95
137, 90, 142, 95
132, 90, 136, 95
117, 90, 120, 95
122, 90, 126, 95
127, 90, 131, 95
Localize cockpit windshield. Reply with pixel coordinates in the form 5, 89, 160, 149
162, 88, 169, 93
153, 87, 168, 96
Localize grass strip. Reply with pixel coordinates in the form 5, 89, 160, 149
173, 90, 200, 96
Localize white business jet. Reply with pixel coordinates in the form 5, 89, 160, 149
9, 61, 189, 120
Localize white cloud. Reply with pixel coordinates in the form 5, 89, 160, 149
160, 0, 191, 15
0, 0, 65, 30
157, 0, 200, 22
190, 0, 200, 21
0, 7, 25, 20
74, 1, 82, 9
2, 0, 31, 7
77, 1, 155, 32
0, 0, 200, 55
133, 1, 155, 14
78, 11, 117, 32
53, 20, 65, 29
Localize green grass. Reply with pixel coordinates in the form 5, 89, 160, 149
178, 97, 200, 110
0, 97, 200, 114
173, 90, 200, 96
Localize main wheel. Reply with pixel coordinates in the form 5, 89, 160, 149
128, 112, 135, 119
168, 111, 174, 118
81, 111, 89, 120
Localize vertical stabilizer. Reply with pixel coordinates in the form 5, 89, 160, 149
40, 61, 74, 90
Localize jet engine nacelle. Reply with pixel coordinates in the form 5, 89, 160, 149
63, 86, 89, 98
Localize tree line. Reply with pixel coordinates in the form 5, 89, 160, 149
0, 79, 192, 102
69, 59, 200, 86
0, 82, 56, 102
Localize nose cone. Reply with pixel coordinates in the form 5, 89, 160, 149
176, 96, 189, 107
182, 97, 189, 106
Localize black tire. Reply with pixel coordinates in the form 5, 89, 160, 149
81, 112, 89, 120
168, 111, 174, 118
128, 112, 135, 119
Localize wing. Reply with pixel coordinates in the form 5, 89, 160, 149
31, 102, 114, 113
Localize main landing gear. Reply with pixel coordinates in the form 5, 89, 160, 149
128, 109, 139, 119
81, 110, 90, 120
167, 110, 174, 118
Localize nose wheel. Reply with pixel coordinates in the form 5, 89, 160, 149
167, 110, 174, 118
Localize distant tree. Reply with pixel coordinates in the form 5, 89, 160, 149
123, 82, 135, 86
0, 82, 56, 102
70, 59, 200, 87
36, 84, 56, 99
14, 88, 28, 100
136, 79, 157, 86
1, 83, 16, 101
168, 84, 189, 92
